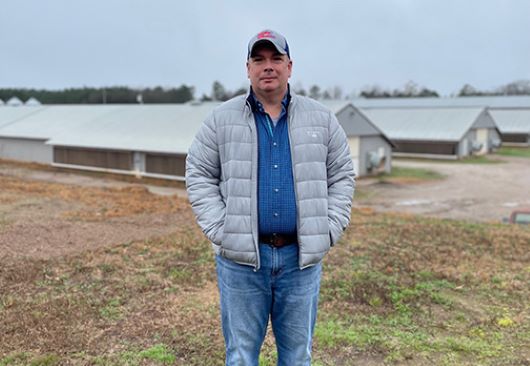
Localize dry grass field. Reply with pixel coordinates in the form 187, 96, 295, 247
0, 162, 529, 365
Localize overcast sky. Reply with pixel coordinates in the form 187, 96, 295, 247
1, 0, 529, 98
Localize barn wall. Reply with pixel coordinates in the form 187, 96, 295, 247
472, 110, 497, 129
500, 133, 529, 145
359, 135, 392, 175
393, 140, 457, 155
347, 137, 360, 177
459, 133, 470, 157
145, 153, 186, 177
488, 129, 502, 151
0, 137, 52, 163
54, 146, 133, 170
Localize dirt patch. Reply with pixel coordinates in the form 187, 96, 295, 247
0, 172, 192, 262
0, 212, 194, 261
0, 159, 188, 197
356, 155, 530, 222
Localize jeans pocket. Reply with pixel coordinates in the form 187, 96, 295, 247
216, 255, 263, 293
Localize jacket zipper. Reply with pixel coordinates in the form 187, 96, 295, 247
246, 101, 261, 271
286, 102, 303, 269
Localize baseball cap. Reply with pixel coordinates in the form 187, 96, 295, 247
247, 29, 290, 59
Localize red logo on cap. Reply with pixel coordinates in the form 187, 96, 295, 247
257, 31, 274, 39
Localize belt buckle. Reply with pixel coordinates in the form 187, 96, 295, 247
270, 233, 283, 247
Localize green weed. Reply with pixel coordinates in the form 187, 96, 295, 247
378, 166, 445, 182
99, 297, 123, 320
0, 353, 31, 366
496, 146, 530, 158
139, 344, 176, 364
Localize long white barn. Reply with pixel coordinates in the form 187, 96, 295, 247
353, 95, 530, 146
0, 102, 388, 179
361, 107, 501, 159
488, 110, 530, 146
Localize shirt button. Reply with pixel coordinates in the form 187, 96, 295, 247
273, 142, 278, 146
273, 164, 278, 169
273, 213, 279, 217
274, 188, 279, 193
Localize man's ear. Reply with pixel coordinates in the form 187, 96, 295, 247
246, 61, 250, 78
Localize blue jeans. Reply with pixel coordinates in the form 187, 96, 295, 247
215, 244, 322, 366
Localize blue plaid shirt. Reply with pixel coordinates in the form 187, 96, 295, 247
248, 89, 297, 236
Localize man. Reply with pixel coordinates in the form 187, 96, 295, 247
186, 29, 355, 366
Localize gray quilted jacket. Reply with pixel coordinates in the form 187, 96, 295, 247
186, 92, 355, 270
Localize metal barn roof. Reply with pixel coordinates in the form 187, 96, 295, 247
489, 109, 530, 134
6, 96, 24, 106
0, 105, 123, 139
321, 100, 394, 144
353, 96, 530, 109
361, 108, 486, 142
45, 103, 218, 154
0, 106, 44, 129
319, 100, 352, 114
25, 97, 42, 106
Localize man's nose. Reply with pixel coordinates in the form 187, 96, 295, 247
263, 59, 274, 71
263, 61, 273, 72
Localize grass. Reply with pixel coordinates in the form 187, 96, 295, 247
138, 344, 176, 364
496, 146, 530, 158
1, 175, 529, 365
2, 209, 527, 365
377, 166, 445, 183
453, 155, 504, 164
0, 215, 9, 231
0, 353, 60, 366
394, 155, 504, 164
99, 297, 124, 320
350, 187, 374, 200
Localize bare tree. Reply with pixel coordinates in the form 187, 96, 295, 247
292, 81, 307, 96
309, 85, 322, 100
496, 79, 530, 95
332, 85, 343, 100
458, 84, 479, 97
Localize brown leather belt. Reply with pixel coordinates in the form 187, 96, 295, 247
259, 233, 297, 248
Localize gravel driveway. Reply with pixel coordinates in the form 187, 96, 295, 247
356, 155, 530, 222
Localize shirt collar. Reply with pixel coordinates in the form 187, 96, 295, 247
247, 85, 291, 114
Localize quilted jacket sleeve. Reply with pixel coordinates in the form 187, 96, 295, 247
185, 111, 225, 245
326, 112, 356, 245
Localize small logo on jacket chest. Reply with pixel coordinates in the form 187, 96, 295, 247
306, 130, 321, 139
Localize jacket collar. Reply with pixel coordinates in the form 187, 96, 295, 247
245, 84, 295, 113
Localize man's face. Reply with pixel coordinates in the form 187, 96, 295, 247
247, 43, 292, 97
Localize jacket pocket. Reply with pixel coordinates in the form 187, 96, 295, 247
209, 220, 225, 246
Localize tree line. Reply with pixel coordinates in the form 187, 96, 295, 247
458, 80, 530, 97
359, 79, 530, 98
1, 79, 529, 104
0, 86, 195, 104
